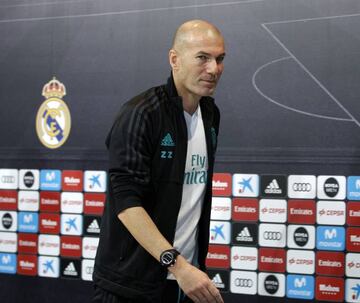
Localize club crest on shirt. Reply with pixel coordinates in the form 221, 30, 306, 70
36, 77, 71, 149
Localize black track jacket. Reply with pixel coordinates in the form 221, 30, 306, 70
93, 75, 220, 302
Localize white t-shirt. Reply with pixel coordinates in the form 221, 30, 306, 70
168, 105, 208, 279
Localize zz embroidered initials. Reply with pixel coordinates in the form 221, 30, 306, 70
161, 151, 173, 159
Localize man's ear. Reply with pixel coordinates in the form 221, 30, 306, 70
169, 49, 179, 71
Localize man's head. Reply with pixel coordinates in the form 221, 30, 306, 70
169, 20, 225, 100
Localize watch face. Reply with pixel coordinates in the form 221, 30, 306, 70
162, 251, 174, 265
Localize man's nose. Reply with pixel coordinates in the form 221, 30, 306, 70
206, 58, 219, 75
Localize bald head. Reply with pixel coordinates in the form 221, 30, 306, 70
171, 19, 224, 52
169, 20, 225, 106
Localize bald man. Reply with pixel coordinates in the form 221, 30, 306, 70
93, 20, 225, 303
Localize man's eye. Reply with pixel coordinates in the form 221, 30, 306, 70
216, 56, 225, 64
197, 55, 209, 61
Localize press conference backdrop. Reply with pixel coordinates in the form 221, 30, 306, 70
1, 0, 360, 302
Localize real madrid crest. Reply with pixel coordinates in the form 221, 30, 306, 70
36, 77, 71, 149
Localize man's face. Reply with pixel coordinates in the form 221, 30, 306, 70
173, 33, 225, 98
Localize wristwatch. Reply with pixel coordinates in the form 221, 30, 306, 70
160, 248, 180, 268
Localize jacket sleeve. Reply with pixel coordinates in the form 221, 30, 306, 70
106, 104, 154, 215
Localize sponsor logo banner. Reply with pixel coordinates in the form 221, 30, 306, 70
315, 276, 344, 301
346, 253, 360, 277
230, 270, 257, 295
84, 216, 101, 236
0, 211, 17, 232
316, 251, 345, 277
61, 236, 82, 258
232, 174, 259, 197
231, 246, 258, 270
62, 170, 83, 192
83, 193, 105, 215
207, 269, 229, 291
287, 249, 315, 274
232, 198, 258, 222
38, 234, 60, 256
288, 175, 316, 199
211, 197, 231, 220
348, 228, 360, 253
61, 214, 83, 236
317, 176, 346, 200
258, 248, 286, 273
288, 200, 316, 224
39, 213, 60, 234
0, 252, 16, 274
38, 256, 60, 278
316, 226, 345, 251
259, 199, 287, 223
40, 169, 62, 191
18, 212, 38, 233
82, 237, 99, 259
286, 275, 314, 300
231, 223, 258, 246
0, 190, 17, 210
0, 169, 18, 190
40, 191, 60, 213
259, 223, 286, 248
258, 273, 285, 297
19, 169, 39, 190
206, 245, 230, 269
18, 191, 39, 212
317, 201, 346, 225
0, 232, 17, 253
348, 202, 360, 226
348, 176, 360, 201
209, 221, 231, 244
346, 278, 360, 302
81, 259, 94, 281
287, 225, 315, 249
260, 175, 287, 198
17, 254, 37, 276
212, 173, 232, 196
18, 233, 38, 254
61, 258, 81, 279
84, 171, 107, 192
61, 192, 83, 214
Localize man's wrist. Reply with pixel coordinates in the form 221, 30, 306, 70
168, 254, 190, 277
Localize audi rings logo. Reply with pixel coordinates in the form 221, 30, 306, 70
264, 231, 282, 240
235, 278, 253, 288
292, 183, 311, 192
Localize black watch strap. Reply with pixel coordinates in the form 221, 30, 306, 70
160, 249, 180, 268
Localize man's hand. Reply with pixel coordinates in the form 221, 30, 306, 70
169, 256, 224, 303
117, 208, 222, 302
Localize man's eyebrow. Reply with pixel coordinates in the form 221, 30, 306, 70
195, 51, 226, 58
195, 51, 211, 56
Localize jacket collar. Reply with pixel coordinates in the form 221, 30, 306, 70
164, 73, 215, 113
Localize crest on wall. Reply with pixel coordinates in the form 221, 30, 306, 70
36, 77, 71, 149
